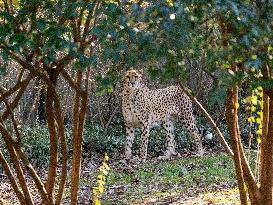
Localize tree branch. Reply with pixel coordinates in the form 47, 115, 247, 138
176, 78, 234, 158
0, 151, 27, 205
0, 120, 34, 205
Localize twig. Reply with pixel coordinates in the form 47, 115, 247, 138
105, 106, 119, 129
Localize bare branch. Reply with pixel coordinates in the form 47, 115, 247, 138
0, 120, 34, 205
0, 73, 33, 103
0, 151, 27, 205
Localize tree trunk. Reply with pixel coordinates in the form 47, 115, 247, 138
226, 87, 248, 205
260, 95, 273, 205
70, 71, 89, 205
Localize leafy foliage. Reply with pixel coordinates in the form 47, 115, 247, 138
1, 0, 272, 93
93, 1, 273, 98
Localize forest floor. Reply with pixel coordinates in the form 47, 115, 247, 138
0, 151, 241, 205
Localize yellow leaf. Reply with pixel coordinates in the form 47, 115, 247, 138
251, 106, 256, 112
260, 113, 263, 121
251, 55, 257, 60
98, 184, 104, 194
244, 183, 248, 191
256, 129, 262, 136
166, 0, 173, 7
235, 57, 244, 63
222, 63, 231, 69
235, 103, 239, 109
0, 0, 20, 7
257, 92, 263, 97
94, 198, 101, 205
268, 45, 273, 52
103, 162, 110, 170
251, 96, 258, 105
256, 118, 262, 124
250, 67, 256, 72
97, 175, 103, 180
257, 136, 261, 144
93, 187, 100, 195
104, 153, 109, 161
248, 117, 255, 123
257, 86, 263, 91
102, 169, 108, 175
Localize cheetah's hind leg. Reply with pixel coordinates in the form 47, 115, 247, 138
158, 120, 178, 160
180, 115, 204, 157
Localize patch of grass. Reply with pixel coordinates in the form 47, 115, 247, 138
107, 172, 132, 185
135, 169, 156, 185
104, 154, 236, 204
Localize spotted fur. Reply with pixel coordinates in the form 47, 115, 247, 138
122, 70, 204, 161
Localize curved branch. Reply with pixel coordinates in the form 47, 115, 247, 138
60, 68, 86, 96
0, 120, 34, 205
176, 77, 234, 158
0, 73, 33, 103
0, 151, 27, 205
1, 75, 33, 121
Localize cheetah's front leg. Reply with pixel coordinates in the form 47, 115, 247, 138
140, 126, 150, 161
125, 125, 135, 159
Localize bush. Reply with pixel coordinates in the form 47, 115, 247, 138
83, 122, 125, 156
0, 116, 221, 171
21, 124, 51, 167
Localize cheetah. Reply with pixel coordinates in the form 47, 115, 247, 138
122, 69, 204, 161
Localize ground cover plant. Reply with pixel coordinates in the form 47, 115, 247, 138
104, 153, 236, 205
0, 151, 238, 204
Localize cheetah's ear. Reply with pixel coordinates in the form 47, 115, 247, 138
137, 68, 144, 76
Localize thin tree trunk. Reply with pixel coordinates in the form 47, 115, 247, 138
45, 89, 58, 204
260, 97, 273, 205
105, 106, 118, 129
0, 73, 33, 103
15, 147, 50, 205
54, 95, 68, 205
0, 86, 50, 204
70, 71, 89, 205
259, 93, 269, 184
0, 120, 50, 204
0, 123, 34, 205
226, 87, 248, 205
0, 151, 27, 205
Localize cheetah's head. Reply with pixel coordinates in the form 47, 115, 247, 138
124, 69, 143, 89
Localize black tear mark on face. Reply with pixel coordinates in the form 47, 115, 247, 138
125, 70, 142, 88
